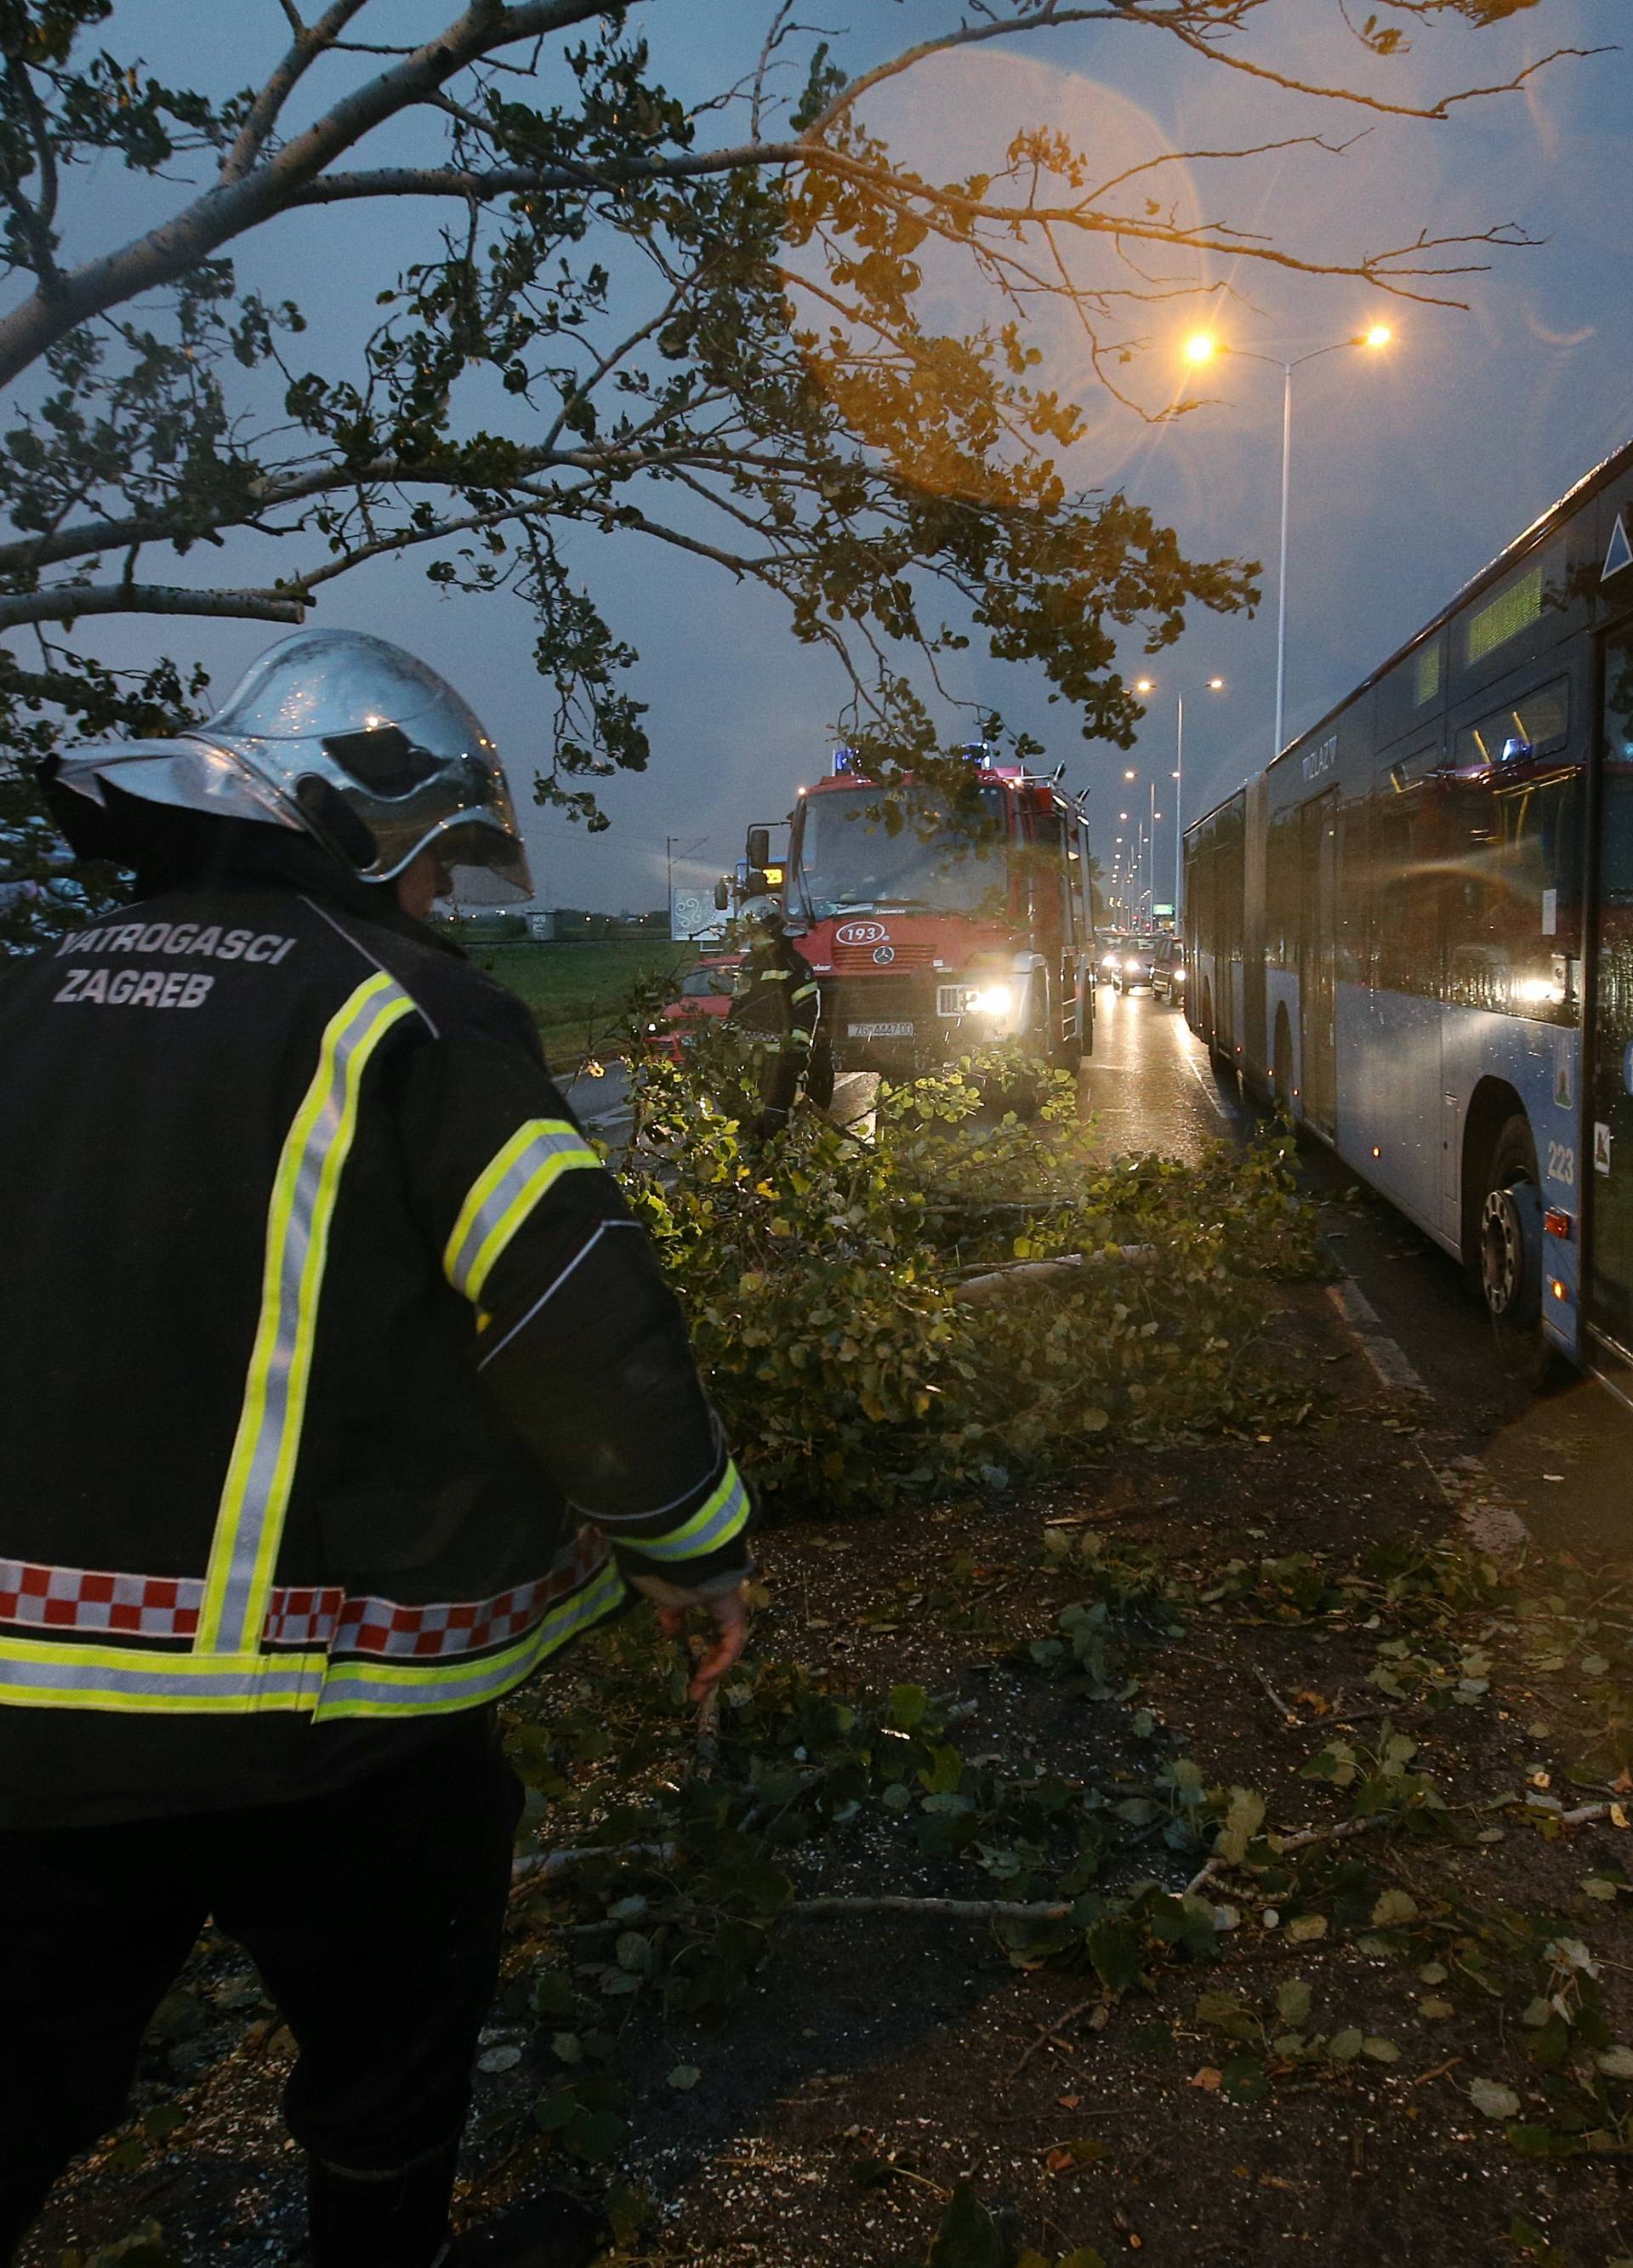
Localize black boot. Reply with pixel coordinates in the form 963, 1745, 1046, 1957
308, 2139, 462, 2268
455, 2187, 606, 2266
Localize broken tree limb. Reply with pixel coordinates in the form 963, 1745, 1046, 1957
1183, 1786, 1619, 1900
784, 1894, 1073, 1923
951, 1246, 1153, 1304
511, 1839, 677, 1889
1186, 1811, 1398, 1899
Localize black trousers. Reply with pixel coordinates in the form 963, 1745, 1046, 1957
0, 1711, 522, 2264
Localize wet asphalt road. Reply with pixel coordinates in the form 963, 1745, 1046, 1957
1084, 982, 1633, 1564
1080, 977, 1248, 1167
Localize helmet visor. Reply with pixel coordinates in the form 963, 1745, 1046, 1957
430, 815, 534, 906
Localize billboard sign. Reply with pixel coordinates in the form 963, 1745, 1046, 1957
671, 886, 727, 943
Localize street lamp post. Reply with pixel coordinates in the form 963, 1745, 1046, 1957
1183, 325, 1391, 759
1135, 675, 1225, 920
665, 833, 708, 911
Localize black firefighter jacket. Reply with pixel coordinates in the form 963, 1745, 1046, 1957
0, 839, 749, 1828
727, 937, 822, 1119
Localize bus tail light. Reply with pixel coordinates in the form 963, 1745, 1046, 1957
1550, 1277, 1570, 1303
1545, 1207, 1573, 1240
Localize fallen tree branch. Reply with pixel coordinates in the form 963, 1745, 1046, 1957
510, 1838, 677, 1888
784, 1894, 1073, 1923
951, 1246, 1152, 1303
1184, 1786, 1620, 1900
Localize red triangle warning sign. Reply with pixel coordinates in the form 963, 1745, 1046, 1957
1606, 510, 1633, 582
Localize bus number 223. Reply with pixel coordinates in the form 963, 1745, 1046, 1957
1548, 1142, 1575, 1187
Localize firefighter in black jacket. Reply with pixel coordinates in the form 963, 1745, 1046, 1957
0, 630, 751, 2268
726, 902, 825, 1140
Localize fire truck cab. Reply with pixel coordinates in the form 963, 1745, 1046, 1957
743, 745, 1094, 1075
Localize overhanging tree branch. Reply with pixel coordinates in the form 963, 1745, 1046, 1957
0, 0, 1590, 944
219, 0, 375, 185
0, 585, 306, 630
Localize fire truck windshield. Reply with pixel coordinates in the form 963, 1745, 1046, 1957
794, 784, 1007, 920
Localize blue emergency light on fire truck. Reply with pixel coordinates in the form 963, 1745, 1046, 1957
744, 745, 1095, 1072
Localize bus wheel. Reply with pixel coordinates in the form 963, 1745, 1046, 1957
1477, 1117, 1568, 1390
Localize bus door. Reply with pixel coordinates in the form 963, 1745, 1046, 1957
1300, 790, 1340, 1134
1587, 627, 1633, 1357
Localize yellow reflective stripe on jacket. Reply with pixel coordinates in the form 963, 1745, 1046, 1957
196, 973, 417, 1657
0, 1634, 327, 1713
442, 1119, 600, 1306
627, 1461, 750, 1564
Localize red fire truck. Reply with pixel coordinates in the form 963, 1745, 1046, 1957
739, 745, 1094, 1074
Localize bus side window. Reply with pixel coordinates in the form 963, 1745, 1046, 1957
1602, 648, 1633, 904
1370, 784, 1440, 1000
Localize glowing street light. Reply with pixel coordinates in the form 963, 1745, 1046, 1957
1181, 324, 1395, 757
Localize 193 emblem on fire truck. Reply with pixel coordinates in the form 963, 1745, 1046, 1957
873, 944, 896, 965
835, 920, 888, 945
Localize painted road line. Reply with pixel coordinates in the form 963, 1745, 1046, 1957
1175, 1021, 1232, 1123
1326, 1278, 1431, 1398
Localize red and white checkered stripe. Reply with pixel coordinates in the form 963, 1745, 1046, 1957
0, 1559, 202, 1638
2, 1529, 608, 1661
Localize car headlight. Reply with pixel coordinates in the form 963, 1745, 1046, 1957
1125, 957, 1141, 974
969, 983, 1015, 1018
1174, 968, 1185, 986
1101, 953, 1118, 970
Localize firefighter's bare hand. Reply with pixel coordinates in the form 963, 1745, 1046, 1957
657, 1585, 750, 1701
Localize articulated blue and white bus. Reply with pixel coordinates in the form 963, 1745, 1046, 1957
1185, 436, 1633, 1391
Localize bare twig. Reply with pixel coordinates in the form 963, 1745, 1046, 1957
1253, 1666, 1301, 1725
1006, 1992, 1103, 2080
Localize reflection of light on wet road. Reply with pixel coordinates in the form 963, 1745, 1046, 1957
1080, 986, 1245, 1164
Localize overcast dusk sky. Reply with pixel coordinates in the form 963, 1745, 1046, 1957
33, 1, 1633, 912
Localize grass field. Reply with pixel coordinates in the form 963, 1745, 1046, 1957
470, 937, 697, 1065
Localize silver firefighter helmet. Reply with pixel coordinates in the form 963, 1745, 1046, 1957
50, 628, 532, 903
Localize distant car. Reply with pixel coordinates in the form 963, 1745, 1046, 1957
1095, 932, 1135, 983
1112, 937, 1158, 993
1150, 937, 1186, 1004
645, 958, 741, 1061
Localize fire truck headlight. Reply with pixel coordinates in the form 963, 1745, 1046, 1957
970, 983, 1015, 1019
